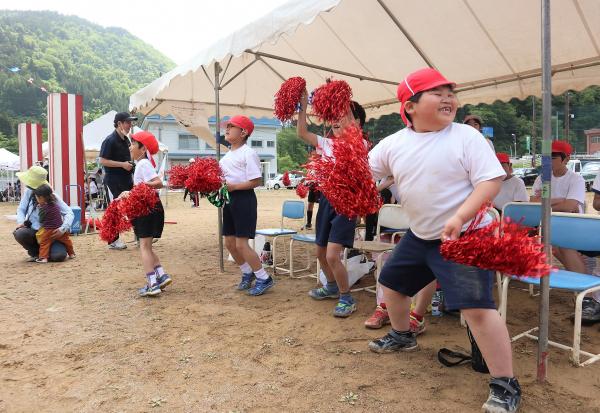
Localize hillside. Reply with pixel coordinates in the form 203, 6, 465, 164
0, 10, 175, 151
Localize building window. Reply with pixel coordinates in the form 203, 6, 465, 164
266, 140, 275, 148
179, 134, 199, 150
592, 136, 600, 144
251, 140, 263, 148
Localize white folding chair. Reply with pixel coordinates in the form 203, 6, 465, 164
255, 200, 304, 275
353, 204, 410, 294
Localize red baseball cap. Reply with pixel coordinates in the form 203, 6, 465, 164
496, 152, 510, 164
227, 115, 254, 137
552, 140, 572, 156
397, 68, 456, 127
131, 131, 159, 155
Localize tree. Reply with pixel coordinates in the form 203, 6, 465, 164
276, 127, 308, 170
0, 131, 18, 153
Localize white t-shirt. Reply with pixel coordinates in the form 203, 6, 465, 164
493, 176, 529, 210
316, 135, 335, 157
219, 144, 262, 184
532, 169, 585, 213
369, 123, 505, 240
134, 158, 158, 185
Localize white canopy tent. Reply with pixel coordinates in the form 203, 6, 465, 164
0, 148, 19, 171
130, 0, 600, 144
130, 0, 599, 380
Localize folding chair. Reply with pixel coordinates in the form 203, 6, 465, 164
255, 200, 304, 275
500, 212, 600, 366
288, 233, 350, 280
353, 204, 410, 294
497, 202, 542, 306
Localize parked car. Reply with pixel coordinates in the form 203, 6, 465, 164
513, 167, 540, 186
265, 173, 304, 190
581, 161, 600, 191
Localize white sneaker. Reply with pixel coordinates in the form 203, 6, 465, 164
109, 239, 127, 250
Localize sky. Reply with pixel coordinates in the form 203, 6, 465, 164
0, 0, 289, 64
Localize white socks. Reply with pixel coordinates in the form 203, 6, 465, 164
240, 262, 253, 274
254, 268, 269, 280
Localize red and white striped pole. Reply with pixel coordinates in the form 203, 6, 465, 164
47, 93, 85, 226
17, 123, 43, 171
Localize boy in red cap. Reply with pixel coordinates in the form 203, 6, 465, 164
493, 152, 529, 212
296, 88, 367, 318
221, 115, 274, 296
531, 140, 586, 273
369, 68, 520, 412
119, 131, 171, 297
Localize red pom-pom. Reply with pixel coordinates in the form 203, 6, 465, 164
168, 164, 189, 188
99, 200, 131, 242
440, 202, 553, 278
296, 182, 309, 198
185, 158, 223, 194
311, 80, 353, 123
120, 183, 160, 221
303, 125, 381, 218
274, 77, 306, 122
282, 171, 291, 187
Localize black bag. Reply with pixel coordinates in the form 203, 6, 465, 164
437, 325, 489, 374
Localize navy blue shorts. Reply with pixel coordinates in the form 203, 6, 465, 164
132, 200, 164, 239
378, 229, 496, 311
315, 196, 356, 248
222, 189, 257, 239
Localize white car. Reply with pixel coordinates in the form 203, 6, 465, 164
266, 173, 304, 190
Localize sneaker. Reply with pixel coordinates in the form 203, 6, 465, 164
157, 274, 172, 289
409, 312, 426, 336
109, 239, 127, 250
248, 277, 274, 296
333, 298, 357, 318
368, 330, 418, 353
305, 223, 312, 230
364, 306, 390, 329
237, 272, 255, 290
139, 283, 161, 297
308, 285, 339, 300
68, 254, 76, 260
482, 377, 521, 413
35, 257, 48, 263
580, 297, 600, 324
26, 256, 38, 262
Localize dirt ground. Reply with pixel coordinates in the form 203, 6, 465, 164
1, 190, 600, 413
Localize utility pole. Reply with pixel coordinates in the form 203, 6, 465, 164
532, 96, 536, 166
564, 92, 570, 142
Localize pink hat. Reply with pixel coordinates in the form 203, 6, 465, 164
396, 68, 456, 127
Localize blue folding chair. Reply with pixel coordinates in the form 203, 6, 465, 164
500, 202, 542, 297
255, 200, 304, 275
500, 212, 600, 366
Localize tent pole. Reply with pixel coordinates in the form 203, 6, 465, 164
215, 61, 224, 272
538, 0, 552, 384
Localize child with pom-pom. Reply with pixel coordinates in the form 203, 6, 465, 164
368, 68, 521, 412
297, 87, 367, 318
118, 131, 171, 297
221, 116, 274, 296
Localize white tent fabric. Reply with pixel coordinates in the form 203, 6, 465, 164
0, 148, 20, 171
83, 110, 118, 151
130, 0, 600, 144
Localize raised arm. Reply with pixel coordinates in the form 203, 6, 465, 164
297, 89, 318, 147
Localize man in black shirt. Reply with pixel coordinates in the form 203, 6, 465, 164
99, 111, 137, 249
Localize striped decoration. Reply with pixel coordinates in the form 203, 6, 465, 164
47, 93, 84, 213
17, 123, 43, 171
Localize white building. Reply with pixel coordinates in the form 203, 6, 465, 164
141, 115, 280, 182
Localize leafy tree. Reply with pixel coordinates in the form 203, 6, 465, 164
0, 131, 18, 153
276, 127, 308, 170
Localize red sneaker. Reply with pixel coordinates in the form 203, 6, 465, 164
409, 312, 426, 336
364, 306, 390, 329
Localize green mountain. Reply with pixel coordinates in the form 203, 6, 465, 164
0, 10, 175, 152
